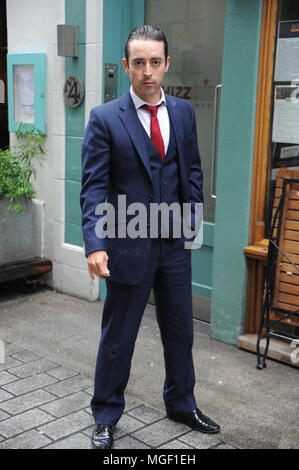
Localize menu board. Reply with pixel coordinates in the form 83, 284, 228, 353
273, 22, 299, 146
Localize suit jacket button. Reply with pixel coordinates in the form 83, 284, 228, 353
148, 194, 153, 201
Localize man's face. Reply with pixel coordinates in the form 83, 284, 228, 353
122, 39, 170, 103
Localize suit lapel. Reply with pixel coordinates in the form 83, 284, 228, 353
119, 92, 153, 186
118, 91, 189, 198
166, 95, 188, 200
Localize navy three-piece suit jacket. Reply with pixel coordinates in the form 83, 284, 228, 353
80, 90, 203, 285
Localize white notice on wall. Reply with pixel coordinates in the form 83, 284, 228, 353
272, 86, 299, 143
275, 38, 299, 82
275, 21, 299, 82
13, 64, 34, 123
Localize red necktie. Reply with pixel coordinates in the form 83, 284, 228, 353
141, 104, 165, 161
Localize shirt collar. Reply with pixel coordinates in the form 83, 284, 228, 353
130, 86, 166, 110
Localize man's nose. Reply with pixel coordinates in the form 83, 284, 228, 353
144, 63, 152, 76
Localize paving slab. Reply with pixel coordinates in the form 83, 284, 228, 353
127, 404, 165, 424
44, 432, 91, 449
3, 344, 26, 356
8, 359, 57, 378
0, 389, 14, 403
114, 413, 147, 439
0, 429, 52, 449
0, 408, 54, 438
45, 366, 79, 381
0, 370, 19, 386
37, 410, 93, 441
124, 397, 144, 412
0, 409, 10, 420
2, 373, 57, 396
0, 356, 22, 372
131, 419, 190, 447
40, 391, 91, 418
215, 444, 236, 449
11, 350, 43, 363
44, 375, 93, 398
159, 439, 194, 449
114, 435, 151, 449
0, 389, 56, 415
178, 430, 221, 449
83, 386, 94, 396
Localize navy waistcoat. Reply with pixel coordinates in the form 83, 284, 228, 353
142, 116, 182, 237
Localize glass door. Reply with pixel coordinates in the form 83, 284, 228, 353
146, 0, 226, 321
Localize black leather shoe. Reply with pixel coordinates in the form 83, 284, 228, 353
167, 408, 220, 434
91, 424, 114, 449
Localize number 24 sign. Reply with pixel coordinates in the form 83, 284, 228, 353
64, 75, 84, 108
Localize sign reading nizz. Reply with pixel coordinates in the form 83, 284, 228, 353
163, 85, 214, 102
163, 86, 192, 100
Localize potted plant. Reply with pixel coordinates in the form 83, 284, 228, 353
0, 123, 46, 266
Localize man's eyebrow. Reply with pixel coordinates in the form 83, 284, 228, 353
132, 57, 163, 61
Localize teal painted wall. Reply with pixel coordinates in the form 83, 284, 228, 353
65, 0, 86, 247
210, 0, 263, 344
191, 223, 214, 299
103, 0, 145, 100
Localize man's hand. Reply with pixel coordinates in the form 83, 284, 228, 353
87, 250, 110, 280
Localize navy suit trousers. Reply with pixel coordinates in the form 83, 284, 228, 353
91, 237, 197, 425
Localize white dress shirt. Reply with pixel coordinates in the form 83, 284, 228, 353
130, 86, 170, 155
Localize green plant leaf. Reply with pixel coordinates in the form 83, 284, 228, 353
0, 124, 46, 213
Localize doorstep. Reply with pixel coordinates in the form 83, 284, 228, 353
237, 334, 299, 369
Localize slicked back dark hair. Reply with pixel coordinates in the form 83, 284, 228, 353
125, 25, 168, 65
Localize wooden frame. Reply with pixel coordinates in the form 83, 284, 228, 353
271, 169, 299, 328
244, 0, 280, 333
249, 0, 280, 245
7, 53, 46, 134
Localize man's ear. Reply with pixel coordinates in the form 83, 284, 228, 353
165, 56, 170, 72
122, 58, 129, 75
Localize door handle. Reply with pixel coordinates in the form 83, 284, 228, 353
211, 84, 222, 199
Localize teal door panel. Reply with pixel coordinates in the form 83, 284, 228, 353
192, 222, 214, 299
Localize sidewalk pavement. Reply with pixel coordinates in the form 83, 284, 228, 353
0, 285, 298, 449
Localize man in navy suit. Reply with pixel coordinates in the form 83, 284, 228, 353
80, 25, 220, 449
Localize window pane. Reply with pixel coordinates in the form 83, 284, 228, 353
146, 0, 226, 222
